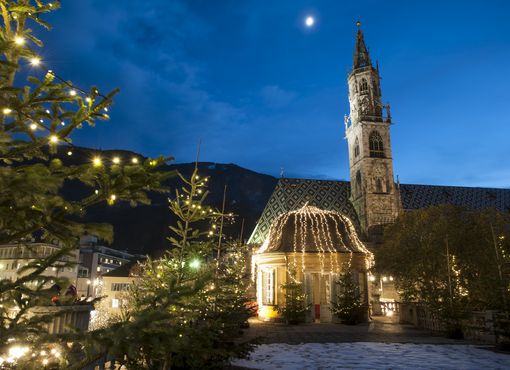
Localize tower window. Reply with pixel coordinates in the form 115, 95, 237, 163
355, 171, 362, 197
375, 178, 383, 193
369, 131, 384, 158
359, 78, 368, 94
354, 137, 360, 158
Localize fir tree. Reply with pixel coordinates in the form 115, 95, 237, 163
88, 167, 254, 369
331, 268, 364, 325
0, 1, 172, 366
277, 269, 310, 324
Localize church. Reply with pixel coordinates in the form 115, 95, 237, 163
248, 22, 510, 322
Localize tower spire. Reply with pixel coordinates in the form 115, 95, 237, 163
353, 20, 372, 70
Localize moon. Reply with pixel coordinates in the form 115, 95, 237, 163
305, 16, 315, 27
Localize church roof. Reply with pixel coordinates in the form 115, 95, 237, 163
247, 178, 510, 245
400, 183, 510, 211
260, 204, 370, 255
249, 179, 358, 245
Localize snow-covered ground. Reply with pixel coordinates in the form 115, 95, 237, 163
232, 342, 510, 369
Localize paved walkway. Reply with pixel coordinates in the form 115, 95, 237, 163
243, 316, 475, 345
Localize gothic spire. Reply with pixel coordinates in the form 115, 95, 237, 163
353, 20, 372, 70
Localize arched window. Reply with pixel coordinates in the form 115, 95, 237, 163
359, 78, 368, 94
369, 131, 384, 158
355, 171, 362, 197
375, 178, 383, 193
354, 137, 360, 158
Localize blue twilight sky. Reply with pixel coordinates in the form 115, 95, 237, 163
39, 0, 510, 187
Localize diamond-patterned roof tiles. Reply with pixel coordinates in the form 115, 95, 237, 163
248, 178, 510, 245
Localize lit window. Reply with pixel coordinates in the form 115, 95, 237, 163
96, 266, 101, 272
111, 298, 119, 308
262, 269, 275, 305
369, 131, 384, 158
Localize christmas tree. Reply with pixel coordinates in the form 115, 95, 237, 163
0, 1, 172, 367
277, 269, 310, 324
331, 268, 364, 325
87, 167, 254, 369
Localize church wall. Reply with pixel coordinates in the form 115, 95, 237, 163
253, 251, 370, 322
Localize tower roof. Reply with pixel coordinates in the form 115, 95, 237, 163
353, 21, 372, 70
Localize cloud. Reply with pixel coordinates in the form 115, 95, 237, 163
46, 0, 247, 160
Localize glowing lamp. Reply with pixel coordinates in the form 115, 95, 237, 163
189, 259, 201, 269
258, 305, 279, 320
112, 156, 120, 164
92, 157, 102, 167
8, 346, 28, 359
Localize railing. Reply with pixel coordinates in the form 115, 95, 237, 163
372, 301, 400, 316
400, 303, 498, 343
29, 304, 93, 334
359, 115, 390, 124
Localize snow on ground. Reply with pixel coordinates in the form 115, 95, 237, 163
232, 342, 510, 369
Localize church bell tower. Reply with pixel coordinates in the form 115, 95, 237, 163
345, 21, 400, 238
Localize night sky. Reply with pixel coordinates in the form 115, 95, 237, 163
39, 1, 510, 187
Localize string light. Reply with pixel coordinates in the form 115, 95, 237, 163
112, 156, 120, 164
131, 157, 139, 164
92, 157, 102, 167
257, 204, 373, 273
67, 151, 72, 156
14, 36, 25, 45
49, 135, 58, 143
69, 89, 77, 96
2, 108, 12, 114
29, 57, 41, 66
189, 259, 201, 269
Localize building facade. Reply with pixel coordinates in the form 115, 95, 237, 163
248, 23, 510, 320
0, 242, 79, 284
77, 235, 136, 298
